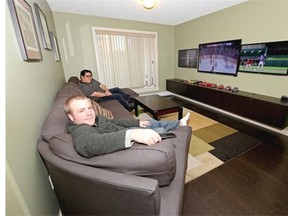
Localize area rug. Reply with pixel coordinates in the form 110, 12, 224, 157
134, 107, 262, 183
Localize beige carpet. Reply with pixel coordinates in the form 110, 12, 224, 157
134, 108, 223, 183
134, 107, 261, 183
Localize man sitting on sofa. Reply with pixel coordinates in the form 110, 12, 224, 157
79, 69, 132, 111
64, 95, 190, 158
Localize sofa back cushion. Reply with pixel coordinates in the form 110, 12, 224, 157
67, 76, 80, 84
99, 100, 134, 120
49, 133, 176, 187
41, 82, 84, 142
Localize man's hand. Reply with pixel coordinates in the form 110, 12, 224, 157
130, 129, 161, 145
104, 90, 112, 96
98, 84, 111, 96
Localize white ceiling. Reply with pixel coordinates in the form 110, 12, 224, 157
47, 0, 248, 26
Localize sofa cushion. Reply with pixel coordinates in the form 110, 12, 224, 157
55, 82, 84, 100
67, 76, 80, 85
41, 82, 85, 142
49, 133, 176, 187
99, 100, 134, 119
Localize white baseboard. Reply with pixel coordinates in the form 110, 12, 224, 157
156, 91, 174, 97
140, 91, 174, 97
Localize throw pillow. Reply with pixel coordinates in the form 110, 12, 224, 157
92, 101, 114, 119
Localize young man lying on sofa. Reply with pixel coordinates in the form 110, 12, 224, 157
64, 95, 190, 157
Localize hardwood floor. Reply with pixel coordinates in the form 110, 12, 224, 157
168, 96, 288, 215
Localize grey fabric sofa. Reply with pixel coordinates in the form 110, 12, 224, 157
37, 77, 192, 215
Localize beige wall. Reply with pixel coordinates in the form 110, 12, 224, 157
6, 0, 63, 214
175, 0, 288, 98
52, 12, 175, 92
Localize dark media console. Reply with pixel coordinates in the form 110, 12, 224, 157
166, 78, 288, 129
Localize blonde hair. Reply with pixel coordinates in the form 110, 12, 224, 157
64, 95, 91, 114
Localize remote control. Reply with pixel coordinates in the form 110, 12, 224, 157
159, 133, 177, 140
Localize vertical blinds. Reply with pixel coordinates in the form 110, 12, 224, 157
93, 28, 157, 89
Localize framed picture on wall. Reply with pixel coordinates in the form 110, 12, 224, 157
34, 3, 51, 50
178, 48, 198, 68
7, 0, 42, 61
49, 31, 60, 62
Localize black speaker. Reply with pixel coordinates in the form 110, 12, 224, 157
281, 95, 288, 101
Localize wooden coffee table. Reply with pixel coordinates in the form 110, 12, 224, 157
134, 95, 183, 120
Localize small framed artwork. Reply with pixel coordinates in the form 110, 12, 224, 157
178, 48, 198, 68
7, 0, 42, 61
34, 3, 51, 50
49, 31, 60, 62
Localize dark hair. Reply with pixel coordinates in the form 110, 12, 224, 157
80, 69, 92, 77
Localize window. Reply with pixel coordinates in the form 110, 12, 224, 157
92, 27, 159, 93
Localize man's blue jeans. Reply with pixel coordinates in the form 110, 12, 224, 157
146, 118, 180, 133
99, 87, 130, 110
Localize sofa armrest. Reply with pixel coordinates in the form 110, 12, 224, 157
121, 87, 139, 98
38, 140, 161, 216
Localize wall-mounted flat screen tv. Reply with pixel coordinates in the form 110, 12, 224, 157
239, 40, 288, 76
198, 39, 242, 76
178, 48, 198, 68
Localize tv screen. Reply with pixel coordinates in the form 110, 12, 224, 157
178, 48, 198, 68
239, 40, 288, 76
198, 39, 242, 76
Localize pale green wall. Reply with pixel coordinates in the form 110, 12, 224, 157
175, 0, 288, 98
5, 0, 288, 215
52, 12, 175, 92
6, 0, 63, 214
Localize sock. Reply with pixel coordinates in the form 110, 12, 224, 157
180, 112, 190, 126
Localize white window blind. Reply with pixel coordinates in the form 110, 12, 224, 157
92, 27, 158, 92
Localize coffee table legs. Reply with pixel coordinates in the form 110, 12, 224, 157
134, 102, 139, 117
153, 111, 158, 120
178, 106, 183, 120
